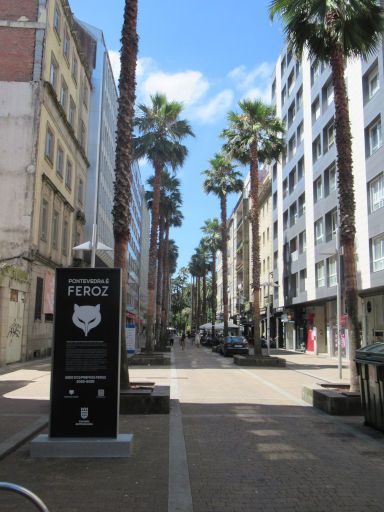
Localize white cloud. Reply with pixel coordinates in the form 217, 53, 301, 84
194, 90, 234, 123
242, 86, 271, 104
228, 62, 275, 100
136, 57, 156, 79
141, 70, 209, 106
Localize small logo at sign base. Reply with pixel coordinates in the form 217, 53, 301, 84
80, 407, 88, 420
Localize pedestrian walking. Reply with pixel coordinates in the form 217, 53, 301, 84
195, 331, 201, 348
180, 332, 186, 350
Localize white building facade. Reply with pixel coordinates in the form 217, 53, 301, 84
272, 44, 384, 355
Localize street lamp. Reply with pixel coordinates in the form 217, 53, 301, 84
263, 272, 279, 356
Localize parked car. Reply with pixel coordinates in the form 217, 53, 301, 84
220, 336, 249, 357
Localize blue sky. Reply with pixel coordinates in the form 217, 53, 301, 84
69, 0, 284, 270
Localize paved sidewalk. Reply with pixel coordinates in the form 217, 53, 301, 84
0, 347, 382, 512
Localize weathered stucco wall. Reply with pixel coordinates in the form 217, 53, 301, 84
0, 81, 40, 260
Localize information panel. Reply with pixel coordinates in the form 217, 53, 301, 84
49, 268, 121, 438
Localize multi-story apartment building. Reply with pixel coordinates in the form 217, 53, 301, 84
217, 169, 273, 339
0, 0, 93, 364
76, 21, 117, 269
272, 44, 384, 355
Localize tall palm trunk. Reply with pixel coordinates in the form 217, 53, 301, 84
112, 0, 138, 389
160, 223, 170, 344
146, 161, 162, 352
250, 141, 261, 355
202, 272, 207, 323
220, 195, 229, 337
155, 215, 165, 345
330, 45, 359, 391
196, 276, 201, 330
211, 252, 217, 338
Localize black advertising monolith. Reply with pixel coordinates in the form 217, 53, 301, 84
50, 268, 121, 438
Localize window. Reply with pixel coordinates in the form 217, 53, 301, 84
60, 78, 68, 113
52, 210, 60, 250
63, 27, 70, 62
271, 79, 276, 100
288, 101, 296, 127
78, 178, 84, 205
298, 193, 305, 217
311, 60, 320, 85
368, 118, 382, 155
288, 134, 297, 159
40, 199, 49, 241
50, 54, 59, 91
316, 261, 325, 287
62, 220, 69, 257
329, 165, 337, 193
325, 122, 335, 151
297, 121, 304, 144
368, 66, 379, 99
313, 136, 321, 162
274, 250, 278, 269
312, 96, 320, 123
69, 97, 76, 127
325, 209, 337, 241
369, 173, 384, 212
281, 56, 286, 76
289, 202, 297, 227
315, 218, 324, 245
272, 163, 277, 181
323, 81, 334, 108
299, 269, 307, 292
281, 85, 287, 106
267, 227, 270, 241
53, 3, 61, 37
283, 178, 288, 198
297, 157, 304, 181
296, 87, 303, 109
283, 210, 288, 229
65, 159, 72, 190
45, 125, 54, 163
56, 144, 64, 178
273, 221, 278, 239
262, 232, 265, 245
34, 277, 44, 320
288, 69, 295, 95
328, 256, 337, 287
71, 55, 78, 83
273, 191, 277, 210
299, 231, 306, 254
289, 168, 296, 193
80, 121, 86, 149
372, 234, 384, 272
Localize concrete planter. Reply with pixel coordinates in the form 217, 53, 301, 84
302, 384, 363, 416
120, 385, 170, 414
128, 353, 171, 366
233, 355, 286, 367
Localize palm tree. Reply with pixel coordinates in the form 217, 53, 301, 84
134, 93, 194, 352
160, 204, 184, 344
112, 0, 138, 390
201, 218, 221, 334
270, 0, 384, 388
146, 171, 182, 345
202, 153, 243, 337
222, 100, 285, 356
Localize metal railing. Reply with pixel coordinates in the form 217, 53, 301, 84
0, 482, 49, 511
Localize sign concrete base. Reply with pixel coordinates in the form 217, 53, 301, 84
30, 434, 133, 458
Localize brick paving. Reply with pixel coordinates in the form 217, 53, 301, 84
0, 346, 383, 511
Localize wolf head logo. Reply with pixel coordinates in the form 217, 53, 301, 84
72, 304, 101, 337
